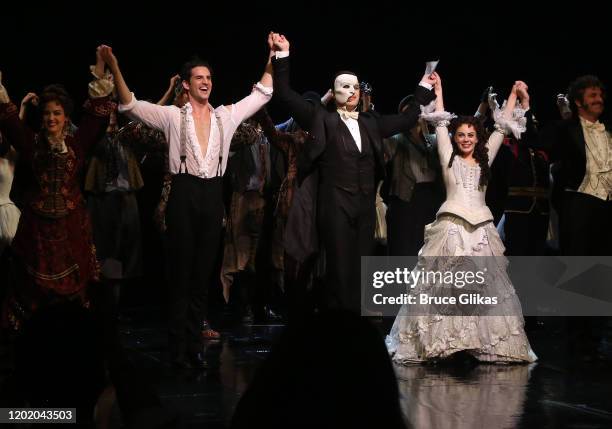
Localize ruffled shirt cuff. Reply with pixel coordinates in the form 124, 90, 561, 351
118, 93, 138, 113
253, 81, 273, 96
492, 102, 527, 139
88, 65, 115, 98
419, 101, 457, 127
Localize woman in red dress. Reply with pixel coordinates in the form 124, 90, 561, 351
0, 49, 114, 330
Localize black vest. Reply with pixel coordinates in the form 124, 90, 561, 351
319, 118, 376, 195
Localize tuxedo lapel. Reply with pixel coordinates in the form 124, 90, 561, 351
333, 112, 361, 154
359, 113, 384, 167
569, 118, 587, 160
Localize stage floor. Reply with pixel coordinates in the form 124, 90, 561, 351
111, 310, 612, 428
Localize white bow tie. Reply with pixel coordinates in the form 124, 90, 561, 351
337, 108, 359, 121
584, 121, 606, 133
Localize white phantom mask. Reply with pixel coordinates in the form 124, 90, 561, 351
333, 74, 359, 105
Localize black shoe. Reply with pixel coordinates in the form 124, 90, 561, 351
172, 351, 209, 369
253, 306, 283, 324
265, 307, 283, 322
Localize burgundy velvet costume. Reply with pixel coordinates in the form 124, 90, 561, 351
0, 98, 112, 328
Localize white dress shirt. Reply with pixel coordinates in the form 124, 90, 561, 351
340, 116, 362, 152
118, 83, 272, 178
577, 117, 612, 200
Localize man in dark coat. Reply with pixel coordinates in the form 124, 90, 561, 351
271, 34, 435, 313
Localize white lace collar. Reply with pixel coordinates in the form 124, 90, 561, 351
181, 102, 217, 177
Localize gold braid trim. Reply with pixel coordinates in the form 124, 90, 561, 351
83, 98, 116, 117
0, 103, 18, 120
26, 264, 80, 281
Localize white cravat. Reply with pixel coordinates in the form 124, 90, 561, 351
337, 108, 359, 121
339, 113, 362, 152
578, 117, 612, 200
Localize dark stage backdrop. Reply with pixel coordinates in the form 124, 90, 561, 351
3, 4, 609, 125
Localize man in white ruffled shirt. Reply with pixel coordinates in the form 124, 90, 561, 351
98, 35, 275, 369
544, 75, 611, 364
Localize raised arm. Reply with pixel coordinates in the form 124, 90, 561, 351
374, 73, 436, 138
99, 45, 130, 106
502, 82, 520, 119
99, 45, 172, 130
157, 74, 180, 105
556, 93, 572, 120
486, 81, 524, 163
19, 92, 39, 121
321, 89, 334, 106
515, 82, 540, 149
270, 35, 317, 131
0, 71, 35, 160
474, 86, 492, 118
258, 32, 274, 89
428, 72, 454, 164
432, 72, 444, 113
73, 48, 115, 158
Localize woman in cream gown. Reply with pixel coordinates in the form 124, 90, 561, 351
386, 74, 537, 363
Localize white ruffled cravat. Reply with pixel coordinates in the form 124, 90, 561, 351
337, 108, 359, 121
583, 120, 606, 133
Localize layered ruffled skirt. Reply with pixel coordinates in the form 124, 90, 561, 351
386, 214, 537, 363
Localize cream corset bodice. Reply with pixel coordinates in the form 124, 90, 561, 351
438, 156, 492, 225
418, 104, 526, 226
435, 125, 506, 225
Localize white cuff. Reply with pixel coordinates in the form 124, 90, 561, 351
419, 82, 433, 90
492, 103, 527, 139
118, 93, 137, 112
88, 66, 115, 98
419, 101, 456, 126
275, 51, 290, 59
254, 82, 273, 96
89, 65, 111, 80
88, 79, 114, 99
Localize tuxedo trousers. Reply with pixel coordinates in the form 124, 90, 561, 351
317, 186, 376, 314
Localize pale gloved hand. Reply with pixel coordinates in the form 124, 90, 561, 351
556, 93, 569, 106
480, 86, 493, 104
321, 89, 334, 105
557, 93, 572, 119
0, 71, 10, 104
21, 92, 39, 107
487, 90, 499, 112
